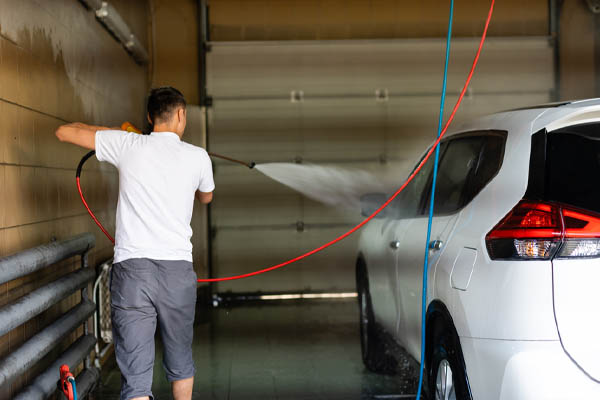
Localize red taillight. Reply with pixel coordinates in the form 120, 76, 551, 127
486, 201, 562, 240
562, 208, 600, 238
486, 200, 600, 260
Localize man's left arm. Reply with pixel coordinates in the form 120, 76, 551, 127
55, 122, 115, 150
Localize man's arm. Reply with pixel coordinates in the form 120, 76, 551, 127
55, 122, 115, 150
195, 190, 213, 204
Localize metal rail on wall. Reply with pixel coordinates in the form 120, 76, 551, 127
0, 233, 101, 400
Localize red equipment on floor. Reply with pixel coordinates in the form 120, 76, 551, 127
59, 364, 77, 400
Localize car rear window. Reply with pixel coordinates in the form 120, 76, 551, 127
545, 123, 600, 213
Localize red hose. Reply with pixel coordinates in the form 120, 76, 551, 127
77, 0, 494, 282
77, 176, 115, 244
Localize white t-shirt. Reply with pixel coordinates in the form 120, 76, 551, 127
95, 130, 214, 263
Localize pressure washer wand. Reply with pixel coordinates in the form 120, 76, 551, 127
209, 152, 256, 169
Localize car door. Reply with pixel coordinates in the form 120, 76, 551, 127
382, 142, 445, 349
368, 217, 411, 334
392, 134, 496, 358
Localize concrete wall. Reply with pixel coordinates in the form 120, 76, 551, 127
209, 0, 549, 41
559, 0, 596, 100
0, 0, 148, 397
151, 0, 199, 104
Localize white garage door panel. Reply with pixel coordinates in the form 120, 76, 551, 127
207, 37, 553, 98
210, 98, 387, 164
213, 165, 300, 196
213, 195, 365, 228
212, 194, 304, 227
214, 227, 360, 292
210, 91, 552, 175
209, 99, 301, 163
207, 38, 555, 293
302, 201, 365, 226
301, 98, 386, 162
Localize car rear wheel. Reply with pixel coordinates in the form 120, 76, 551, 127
427, 319, 471, 400
357, 260, 391, 373
431, 352, 456, 400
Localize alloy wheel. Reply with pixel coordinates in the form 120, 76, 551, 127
358, 285, 370, 358
435, 359, 456, 400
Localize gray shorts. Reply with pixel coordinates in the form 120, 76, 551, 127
110, 258, 197, 400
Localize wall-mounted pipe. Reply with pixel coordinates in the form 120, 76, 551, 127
0, 267, 95, 337
67, 366, 101, 400
0, 233, 95, 285
79, 0, 103, 9
0, 300, 96, 388
12, 334, 97, 400
79, 0, 149, 64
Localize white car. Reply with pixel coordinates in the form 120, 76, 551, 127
356, 99, 600, 400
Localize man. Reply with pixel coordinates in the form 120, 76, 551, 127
56, 86, 214, 400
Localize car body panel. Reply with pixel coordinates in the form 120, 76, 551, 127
462, 337, 600, 400
395, 212, 460, 358
552, 258, 600, 382
360, 218, 403, 334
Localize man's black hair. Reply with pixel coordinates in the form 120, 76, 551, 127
147, 86, 186, 125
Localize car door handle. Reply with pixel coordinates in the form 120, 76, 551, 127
429, 240, 444, 251
390, 240, 401, 250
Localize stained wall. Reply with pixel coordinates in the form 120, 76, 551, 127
0, 0, 149, 397
209, 0, 549, 41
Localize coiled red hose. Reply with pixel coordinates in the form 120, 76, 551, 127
77, 0, 494, 282
76, 150, 114, 243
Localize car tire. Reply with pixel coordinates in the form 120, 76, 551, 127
356, 260, 394, 374
427, 321, 472, 400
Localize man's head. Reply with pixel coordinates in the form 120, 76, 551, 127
147, 86, 187, 136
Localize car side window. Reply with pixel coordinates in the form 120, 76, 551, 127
390, 142, 448, 219
422, 132, 506, 216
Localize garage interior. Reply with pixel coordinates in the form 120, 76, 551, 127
0, 0, 598, 399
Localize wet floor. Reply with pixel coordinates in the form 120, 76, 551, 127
96, 299, 419, 399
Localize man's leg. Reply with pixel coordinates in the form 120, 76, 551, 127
154, 259, 197, 400
111, 260, 159, 400
172, 377, 194, 400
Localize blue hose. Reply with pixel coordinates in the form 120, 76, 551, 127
69, 377, 77, 400
416, 1, 454, 398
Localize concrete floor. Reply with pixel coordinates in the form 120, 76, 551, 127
96, 299, 419, 400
